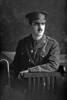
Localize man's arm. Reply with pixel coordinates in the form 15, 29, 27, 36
28, 41, 60, 72
10, 40, 25, 78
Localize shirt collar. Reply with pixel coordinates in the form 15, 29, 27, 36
30, 34, 47, 48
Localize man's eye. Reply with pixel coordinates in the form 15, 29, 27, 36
32, 22, 45, 26
34, 23, 38, 25
41, 23, 45, 25
32, 22, 39, 25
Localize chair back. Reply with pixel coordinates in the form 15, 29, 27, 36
0, 59, 10, 87
23, 72, 62, 94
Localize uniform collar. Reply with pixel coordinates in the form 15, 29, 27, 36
30, 34, 47, 49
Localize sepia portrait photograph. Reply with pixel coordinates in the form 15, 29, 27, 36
0, 0, 67, 100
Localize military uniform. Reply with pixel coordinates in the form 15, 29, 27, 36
11, 34, 60, 78
10, 11, 60, 79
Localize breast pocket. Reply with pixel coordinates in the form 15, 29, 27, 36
41, 51, 46, 57
39, 49, 46, 63
39, 50, 49, 64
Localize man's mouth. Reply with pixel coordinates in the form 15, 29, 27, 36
38, 29, 42, 32
38, 30, 43, 33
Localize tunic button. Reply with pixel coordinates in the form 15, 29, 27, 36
41, 55, 44, 58
31, 49, 33, 53
29, 59, 31, 62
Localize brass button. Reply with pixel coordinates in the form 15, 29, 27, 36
29, 59, 31, 62
30, 49, 33, 53
41, 55, 44, 58
43, 82, 46, 87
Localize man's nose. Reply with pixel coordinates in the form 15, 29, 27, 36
38, 28, 41, 31
38, 25, 42, 31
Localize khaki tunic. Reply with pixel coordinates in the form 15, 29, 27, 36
11, 34, 60, 78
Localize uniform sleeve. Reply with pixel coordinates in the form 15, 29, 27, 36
29, 41, 60, 72
10, 40, 24, 78
13, 40, 23, 67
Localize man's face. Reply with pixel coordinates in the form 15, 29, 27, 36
31, 21, 46, 40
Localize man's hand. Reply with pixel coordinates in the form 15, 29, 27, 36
28, 66, 52, 72
28, 66, 40, 72
18, 69, 29, 80
20, 69, 29, 75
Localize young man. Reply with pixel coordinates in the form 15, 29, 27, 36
10, 11, 60, 79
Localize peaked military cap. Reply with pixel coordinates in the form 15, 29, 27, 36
25, 11, 48, 24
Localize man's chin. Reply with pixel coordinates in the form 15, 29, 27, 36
32, 34, 43, 40
37, 34, 43, 37
35, 35, 43, 40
